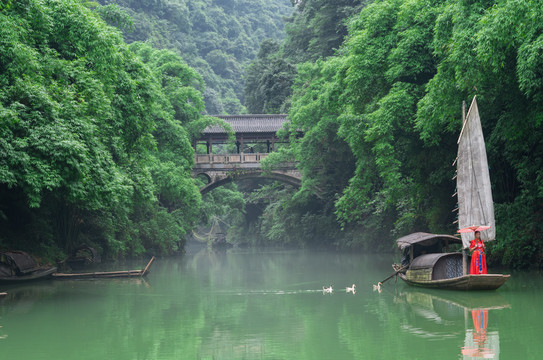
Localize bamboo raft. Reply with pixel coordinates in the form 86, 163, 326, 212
52, 257, 155, 280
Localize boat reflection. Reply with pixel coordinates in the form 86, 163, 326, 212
396, 288, 509, 359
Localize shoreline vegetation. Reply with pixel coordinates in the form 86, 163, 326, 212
1, 0, 542, 269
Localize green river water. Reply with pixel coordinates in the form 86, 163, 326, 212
1, 245, 542, 359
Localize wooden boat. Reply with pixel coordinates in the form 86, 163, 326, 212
52, 256, 155, 280
395, 97, 510, 290
0, 251, 57, 283
398, 272, 510, 291
395, 232, 509, 290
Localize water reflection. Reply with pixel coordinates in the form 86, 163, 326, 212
462, 308, 499, 359
0, 251, 537, 360
397, 289, 510, 359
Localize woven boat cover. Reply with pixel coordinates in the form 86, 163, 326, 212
409, 253, 461, 270
396, 232, 461, 250
2, 251, 37, 274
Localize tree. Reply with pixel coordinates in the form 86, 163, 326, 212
0, 0, 205, 258
95, 0, 293, 113
281, 0, 543, 266
244, 40, 296, 114
283, 0, 367, 62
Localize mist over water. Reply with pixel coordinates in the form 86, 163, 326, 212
0, 245, 541, 359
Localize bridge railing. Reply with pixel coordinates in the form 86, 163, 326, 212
195, 153, 269, 165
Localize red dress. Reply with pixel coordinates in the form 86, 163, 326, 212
470, 240, 487, 274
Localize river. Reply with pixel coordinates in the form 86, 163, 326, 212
0, 245, 542, 359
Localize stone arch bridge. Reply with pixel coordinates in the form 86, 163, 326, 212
193, 114, 301, 194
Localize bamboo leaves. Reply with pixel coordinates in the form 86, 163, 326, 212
0, 0, 203, 257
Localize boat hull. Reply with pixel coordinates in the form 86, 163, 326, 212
398, 273, 510, 291
0, 267, 57, 283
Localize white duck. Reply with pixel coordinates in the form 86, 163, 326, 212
372, 282, 382, 293
322, 285, 333, 294
346, 284, 356, 294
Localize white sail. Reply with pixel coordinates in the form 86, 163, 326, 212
457, 96, 495, 248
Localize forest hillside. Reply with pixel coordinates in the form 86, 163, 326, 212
1, 0, 543, 269
97, 0, 293, 114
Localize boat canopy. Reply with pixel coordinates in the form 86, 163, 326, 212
0, 251, 37, 275
409, 253, 460, 270
396, 232, 461, 250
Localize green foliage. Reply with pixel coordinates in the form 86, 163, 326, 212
244, 0, 367, 115
241, 1, 370, 249
238, 182, 339, 247
244, 39, 296, 114
96, 0, 293, 113
0, 0, 12, 11
288, 58, 355, 199
199, 183, 245, 227
195, 183, 246, 245
92, 3, 134, 32
0, 0, 203, 258
283, 0, 367, 62
276, 0, 543, 266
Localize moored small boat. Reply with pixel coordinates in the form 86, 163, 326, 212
0, 251, 57, 284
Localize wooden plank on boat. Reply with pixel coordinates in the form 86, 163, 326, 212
406, 269, 433, 282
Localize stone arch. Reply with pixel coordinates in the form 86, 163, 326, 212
199, 170, 301, 195
194, 172, 212, 185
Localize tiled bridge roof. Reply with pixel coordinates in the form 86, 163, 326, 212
203, 114, 288, 134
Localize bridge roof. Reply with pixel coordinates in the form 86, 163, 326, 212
204, 114, 288, 134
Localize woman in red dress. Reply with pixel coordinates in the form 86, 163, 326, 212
469, 231, 487, 274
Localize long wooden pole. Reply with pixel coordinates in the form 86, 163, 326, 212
377, 265, 408, 286
462, 249, 468, 276
461, 99, 468, 276
141, 256, 155, 277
